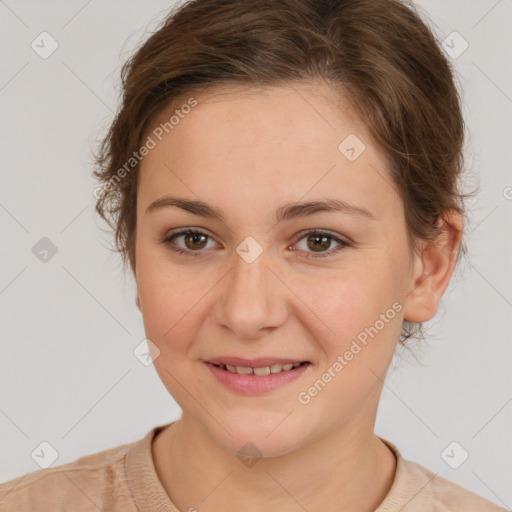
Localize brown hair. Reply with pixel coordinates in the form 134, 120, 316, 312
93, 0, 473, 345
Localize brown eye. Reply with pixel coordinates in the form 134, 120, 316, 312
306, 233, 333, 252
182, 231, 208, 250
293, 230, 349, 259
163, 229, 217, 256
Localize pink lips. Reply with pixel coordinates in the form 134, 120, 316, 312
204, 359, 311, 395
206, 356, 308, 367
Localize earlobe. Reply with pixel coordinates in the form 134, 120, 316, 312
136, 291, 142, 311
403, 210, 463, 323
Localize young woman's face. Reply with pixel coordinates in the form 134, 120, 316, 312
135, 82, 419, 456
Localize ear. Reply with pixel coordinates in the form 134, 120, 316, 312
403, 210, 463, 323
135, 290, 142, 312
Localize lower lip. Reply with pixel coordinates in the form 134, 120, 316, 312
204, 362, 311, 395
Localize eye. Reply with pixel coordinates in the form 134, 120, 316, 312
291, 229, 349, 259
163, 229, 219, 257
162, 228, 350, 258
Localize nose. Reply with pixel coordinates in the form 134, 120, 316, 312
212, 250, 288, 340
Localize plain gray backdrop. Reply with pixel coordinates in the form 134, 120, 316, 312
0, 0, 511, 508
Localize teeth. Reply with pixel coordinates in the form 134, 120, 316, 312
214, 362, 306, 376
236, 366, 253, 375
253, 366, 270, 376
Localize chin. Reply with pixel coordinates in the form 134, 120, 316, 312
205, 411, 312, 460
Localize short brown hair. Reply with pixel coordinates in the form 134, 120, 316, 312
93, 0, 473, 344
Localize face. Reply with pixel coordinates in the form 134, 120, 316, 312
134, 81, 420, 457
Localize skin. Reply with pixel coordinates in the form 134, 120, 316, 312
133, 81, 463, 512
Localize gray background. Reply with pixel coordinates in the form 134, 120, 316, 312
0, 0, 511, 508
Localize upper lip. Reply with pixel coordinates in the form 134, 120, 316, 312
205, 356, 310, 367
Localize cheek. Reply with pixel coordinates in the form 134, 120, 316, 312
136, 262, 203, 352
292, 261, 401, 344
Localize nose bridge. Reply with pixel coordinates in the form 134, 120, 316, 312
213, 245, 286, 337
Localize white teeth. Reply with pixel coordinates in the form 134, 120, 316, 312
253, 366, 271, 376
270, 364, 283, 373
236, 366, 253, 375
214, 362, 306, 376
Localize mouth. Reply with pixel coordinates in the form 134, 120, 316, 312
207, 360, 310, 376
204, 357, 312, 394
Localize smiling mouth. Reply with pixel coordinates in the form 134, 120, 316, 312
209, 361, 310, 376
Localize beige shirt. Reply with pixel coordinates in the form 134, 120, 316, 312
0, 421, 506, 511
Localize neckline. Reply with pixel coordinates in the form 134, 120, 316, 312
125, 422, 410, 512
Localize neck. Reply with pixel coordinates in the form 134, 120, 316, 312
152, 414, 397, 512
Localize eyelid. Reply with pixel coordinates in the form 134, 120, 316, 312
291, 228, 350, 246
162, 227, 351, 258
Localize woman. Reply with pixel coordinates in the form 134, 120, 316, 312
0, 0, 506, 510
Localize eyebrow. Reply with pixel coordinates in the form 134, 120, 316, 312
145, 196, 377, 222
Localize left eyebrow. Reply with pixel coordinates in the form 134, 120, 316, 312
275, 198, 377, 222
144, 196, 377, 222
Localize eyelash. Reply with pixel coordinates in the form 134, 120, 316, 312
162, 228, 350, 259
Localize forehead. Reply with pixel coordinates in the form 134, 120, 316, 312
137, 81, 398, 220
